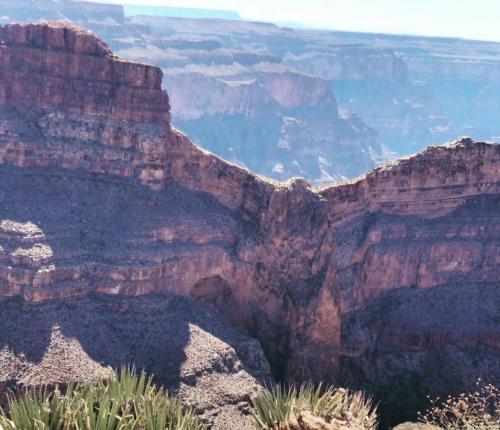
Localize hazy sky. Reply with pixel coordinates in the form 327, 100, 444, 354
95, 0, 500, 42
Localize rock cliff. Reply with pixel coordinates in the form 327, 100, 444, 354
0, 23, 499, 426
0, 294, 269, 429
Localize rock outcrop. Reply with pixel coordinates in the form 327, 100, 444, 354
0, 23, 499, 426
5, 0, 500, 179
0, 294, 269, 429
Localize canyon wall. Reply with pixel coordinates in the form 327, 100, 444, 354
48, 7, 388, 184
0, 22, 499, 426
285, 31, 500, 154
121, 12, 500, 160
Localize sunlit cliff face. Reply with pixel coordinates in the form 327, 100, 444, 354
0, 221, 54, 295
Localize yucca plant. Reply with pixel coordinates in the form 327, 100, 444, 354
252, 385, 298, 429
252, 382, 377, 430
0, 367, 203, 430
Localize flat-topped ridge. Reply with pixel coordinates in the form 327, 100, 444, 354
0, 22, 112, 57
321, 137, 495, 191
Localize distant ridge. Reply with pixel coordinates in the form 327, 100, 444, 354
123, 4, 241, 20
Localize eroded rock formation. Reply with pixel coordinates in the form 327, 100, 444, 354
0, 23, 499, 426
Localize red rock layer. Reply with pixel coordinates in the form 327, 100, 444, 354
0, 23, 168, 123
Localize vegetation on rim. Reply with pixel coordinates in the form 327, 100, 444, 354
0, 367, 202, 430
252, 383, 378, 429
2, 368, 499, 430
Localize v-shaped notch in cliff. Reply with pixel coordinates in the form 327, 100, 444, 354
0, 24, 499, 407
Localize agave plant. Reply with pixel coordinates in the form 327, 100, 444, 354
252, 382, 377, 429
0, 367, 203, 430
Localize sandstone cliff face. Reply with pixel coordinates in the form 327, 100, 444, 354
162, 65, 381, 183
4, 1, 500, 179
163, 68, 378, 183
165, 73, 278, 121
0, 23, 499, 427
0, 23, 168, 123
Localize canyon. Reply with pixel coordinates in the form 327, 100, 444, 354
0, 21, 499, 428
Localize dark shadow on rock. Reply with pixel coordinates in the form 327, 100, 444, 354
0, 165, 269, 419
0, 292, 269, 394
339, 282, 500, 429
0, 294, 190, 391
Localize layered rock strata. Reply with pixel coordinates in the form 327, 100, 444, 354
0, 23, 499, 426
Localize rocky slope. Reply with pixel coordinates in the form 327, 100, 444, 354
0, 22, 499, 427
0, 294, 269, 429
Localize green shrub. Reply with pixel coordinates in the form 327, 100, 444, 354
252, 383, 378, 429
0, 367, 202, 430
419, 381, 500, 429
